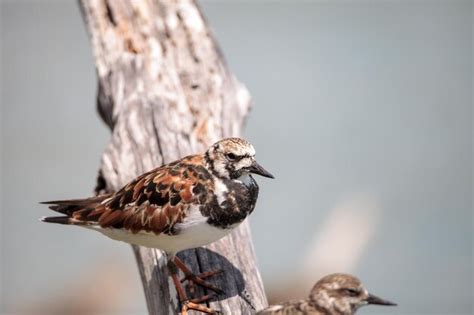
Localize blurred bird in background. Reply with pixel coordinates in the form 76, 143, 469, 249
257, 273, 396, 315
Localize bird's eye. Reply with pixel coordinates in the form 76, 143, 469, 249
344, 288, 359, 296
226, 153, 237, 160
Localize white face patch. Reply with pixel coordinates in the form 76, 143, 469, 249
234, 157, 253, 171
212, 158, 230, 178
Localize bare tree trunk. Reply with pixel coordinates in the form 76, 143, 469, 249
79, 1, 267, 314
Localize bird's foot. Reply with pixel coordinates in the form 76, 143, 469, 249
181, 300, 222, 315
168, 256, 223, 314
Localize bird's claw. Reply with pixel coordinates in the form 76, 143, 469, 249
181, 300, 222, 315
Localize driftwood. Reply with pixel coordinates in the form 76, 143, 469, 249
79, 0, 268, 314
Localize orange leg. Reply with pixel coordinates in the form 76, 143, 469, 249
167, 258, 221, 315
173, 256, 224, 294
181, 301, 221, 315
181, 269, 224, 296
181, 270, 224, 283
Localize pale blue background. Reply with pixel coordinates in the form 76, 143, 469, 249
1, 1, 472, 314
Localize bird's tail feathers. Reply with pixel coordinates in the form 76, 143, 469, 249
40, 194, 112, 225
39, 216, 77, 225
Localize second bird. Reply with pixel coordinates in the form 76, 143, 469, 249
258, 273, 396, 315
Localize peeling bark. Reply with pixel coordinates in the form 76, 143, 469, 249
80, 1, 267, 314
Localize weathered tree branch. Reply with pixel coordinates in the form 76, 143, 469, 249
79, 1, 267, 314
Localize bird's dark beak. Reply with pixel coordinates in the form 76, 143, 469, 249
366, 293, 397, 306
248, 160, 274, 178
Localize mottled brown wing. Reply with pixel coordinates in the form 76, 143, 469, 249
72, 155, 213, 234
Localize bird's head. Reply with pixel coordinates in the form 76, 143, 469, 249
309, 273, 396, 315
205, 137, 274, 180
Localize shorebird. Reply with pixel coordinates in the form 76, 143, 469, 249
257, 273, 396, 315
41, 137, 274, 314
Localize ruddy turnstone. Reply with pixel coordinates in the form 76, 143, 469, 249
41, 137, 273, 314
257, 273, 396, 315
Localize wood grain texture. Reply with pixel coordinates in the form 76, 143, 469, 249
79, 0, 267, 314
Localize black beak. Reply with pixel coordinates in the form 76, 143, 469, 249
366, 293, 397, 306
248, 160, 274, 178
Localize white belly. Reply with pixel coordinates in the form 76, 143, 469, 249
83, 207, 236, 255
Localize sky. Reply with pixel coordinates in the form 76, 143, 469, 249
1, 1, 472, 314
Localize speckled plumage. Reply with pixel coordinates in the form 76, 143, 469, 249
258, 274, 396, 315
41, 137, 273, 256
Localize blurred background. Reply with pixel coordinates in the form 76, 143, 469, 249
1, 1, 472, 314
